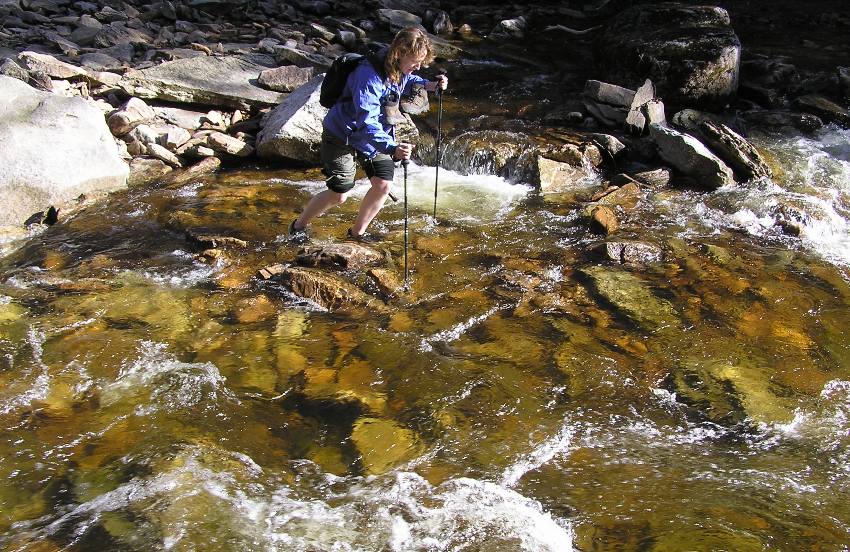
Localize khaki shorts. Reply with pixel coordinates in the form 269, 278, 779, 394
321, 130, 395, 193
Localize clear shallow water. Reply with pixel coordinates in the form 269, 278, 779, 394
0, 126, 849, 551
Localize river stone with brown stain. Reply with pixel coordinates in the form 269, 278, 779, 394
366, 268, 406, 300
296, 242, 384, 270
594, 182, 641, 210
258, 265, 381, 311
588, 205, 619, 235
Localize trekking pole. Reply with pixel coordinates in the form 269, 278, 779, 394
403, 159, 410, 284
432, 77, 444, 220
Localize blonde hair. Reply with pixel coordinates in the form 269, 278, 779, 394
385, 27, 435, 84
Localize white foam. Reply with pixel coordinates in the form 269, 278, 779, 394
101, 341, 235, 411
660, 125, 850, 268
14, 448, 572, 552
0, 326, 50, 414
501, 421, 575, 487
349, 161, 532, 223
134, 253, 219, 288
419, 306, 501, 352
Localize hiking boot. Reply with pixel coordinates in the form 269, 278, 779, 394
287, 219, 309, 244
382, 92, 407, 125
346, 228, 381, 244
400, 83, 430, 115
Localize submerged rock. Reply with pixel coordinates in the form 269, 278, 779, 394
351, 416, 421, 475
669, 358, 796, 426
579, 265, 678, 331
299, 359, 387, 416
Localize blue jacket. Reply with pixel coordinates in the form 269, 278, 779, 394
323, 56, 427, 159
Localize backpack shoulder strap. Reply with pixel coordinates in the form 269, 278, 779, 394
365, 51, 387, 80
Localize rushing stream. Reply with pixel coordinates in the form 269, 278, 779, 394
1, 114, 849, 550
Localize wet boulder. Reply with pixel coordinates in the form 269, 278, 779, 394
696, 120, 771, 181
587, 205, 619, 235
257, 74, 326, 164
596, 4, 741, 109
0, 75, 129, 227
591, 240, 664, 265
579, 265, 679, 331
446, 130, 601, 189
296, 242, 384, 270
443, 130, 532, 177
257, 264, 383, 311
649, 123, 735, 189
795, 94, 850, 128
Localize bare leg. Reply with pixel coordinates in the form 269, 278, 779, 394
351, 177, 392, 235
294, 190, 347, 229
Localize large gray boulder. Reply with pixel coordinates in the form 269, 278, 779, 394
119, 54, 284, 110
0, 76, 128, 227
649, 123, 735, 189
256, 74, 327, 164
596, 3, 741, 109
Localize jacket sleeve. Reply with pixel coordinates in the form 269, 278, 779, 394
347, 69, 396, 157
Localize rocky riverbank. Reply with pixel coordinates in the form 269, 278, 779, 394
1, 0, 849, 259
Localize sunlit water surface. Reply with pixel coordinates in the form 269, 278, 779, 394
0, 125, 848, 551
